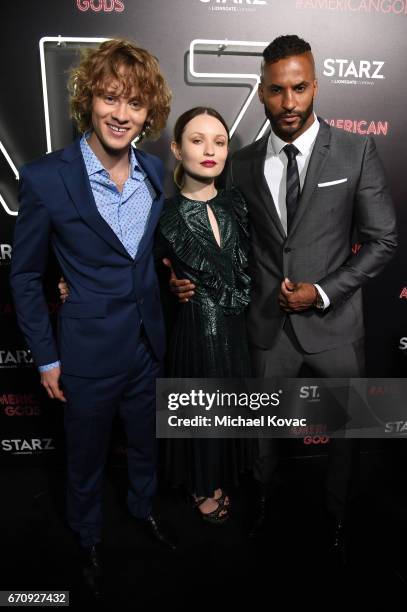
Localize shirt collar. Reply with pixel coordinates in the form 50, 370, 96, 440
268, 113, 320, 157
80, 131, 143, 179
129, 146, 143, 179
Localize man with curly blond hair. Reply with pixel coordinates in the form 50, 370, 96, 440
10, 39, 174, 596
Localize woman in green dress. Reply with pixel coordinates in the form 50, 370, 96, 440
157, 107, 252, 523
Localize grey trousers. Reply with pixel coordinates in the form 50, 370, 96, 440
250, 318, 365, 520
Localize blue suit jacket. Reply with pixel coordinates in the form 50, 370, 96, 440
10, 138, 166, 378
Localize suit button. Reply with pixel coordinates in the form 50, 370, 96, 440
138, 297, 144, 305
284, 247, 291, 253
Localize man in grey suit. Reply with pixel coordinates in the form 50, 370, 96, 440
226, 35, 397, 548
173, 35, 397, 554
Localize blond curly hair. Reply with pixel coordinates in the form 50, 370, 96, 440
69, 39, 171, 140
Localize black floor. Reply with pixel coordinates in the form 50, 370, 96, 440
1, 446, 407, 610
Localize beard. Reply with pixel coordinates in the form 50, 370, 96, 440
265, 100, 314, 141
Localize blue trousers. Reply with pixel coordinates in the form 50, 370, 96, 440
61, 338, 161, 547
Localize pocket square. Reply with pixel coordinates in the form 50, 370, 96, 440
318, 178, 348, 187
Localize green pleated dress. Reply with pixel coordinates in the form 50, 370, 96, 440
157, 188, 253, 496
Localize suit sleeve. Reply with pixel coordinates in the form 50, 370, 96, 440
9, 166, 59, 367
317, 137, 397, 306
153, 226, 171, 264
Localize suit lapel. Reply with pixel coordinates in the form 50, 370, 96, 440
132, 148, 164, 262
249, 134, 286, 241
288, 119, 331, 236
134, 148, 162, 197
59, 139, 132, 259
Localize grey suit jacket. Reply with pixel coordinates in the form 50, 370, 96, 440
227, 119, 397, 353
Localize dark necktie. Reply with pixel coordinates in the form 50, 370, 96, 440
283, 144, 300, 231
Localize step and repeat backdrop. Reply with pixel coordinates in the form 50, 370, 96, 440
0, 0, 406, 464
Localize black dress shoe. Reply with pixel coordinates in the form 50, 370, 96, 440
142, 515, 176, 550
80, 544, 103, 599
248, 495, 267, 538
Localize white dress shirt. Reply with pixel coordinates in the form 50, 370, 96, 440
264, 114, 330, 308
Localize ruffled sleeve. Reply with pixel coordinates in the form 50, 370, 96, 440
157, 197, 214, 275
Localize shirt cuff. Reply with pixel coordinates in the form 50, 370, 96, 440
314, 284, 330, 310
38, 361, 61, 372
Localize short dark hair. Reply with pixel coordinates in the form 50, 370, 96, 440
261, 35, 313, 81
262, 35, 311, 65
